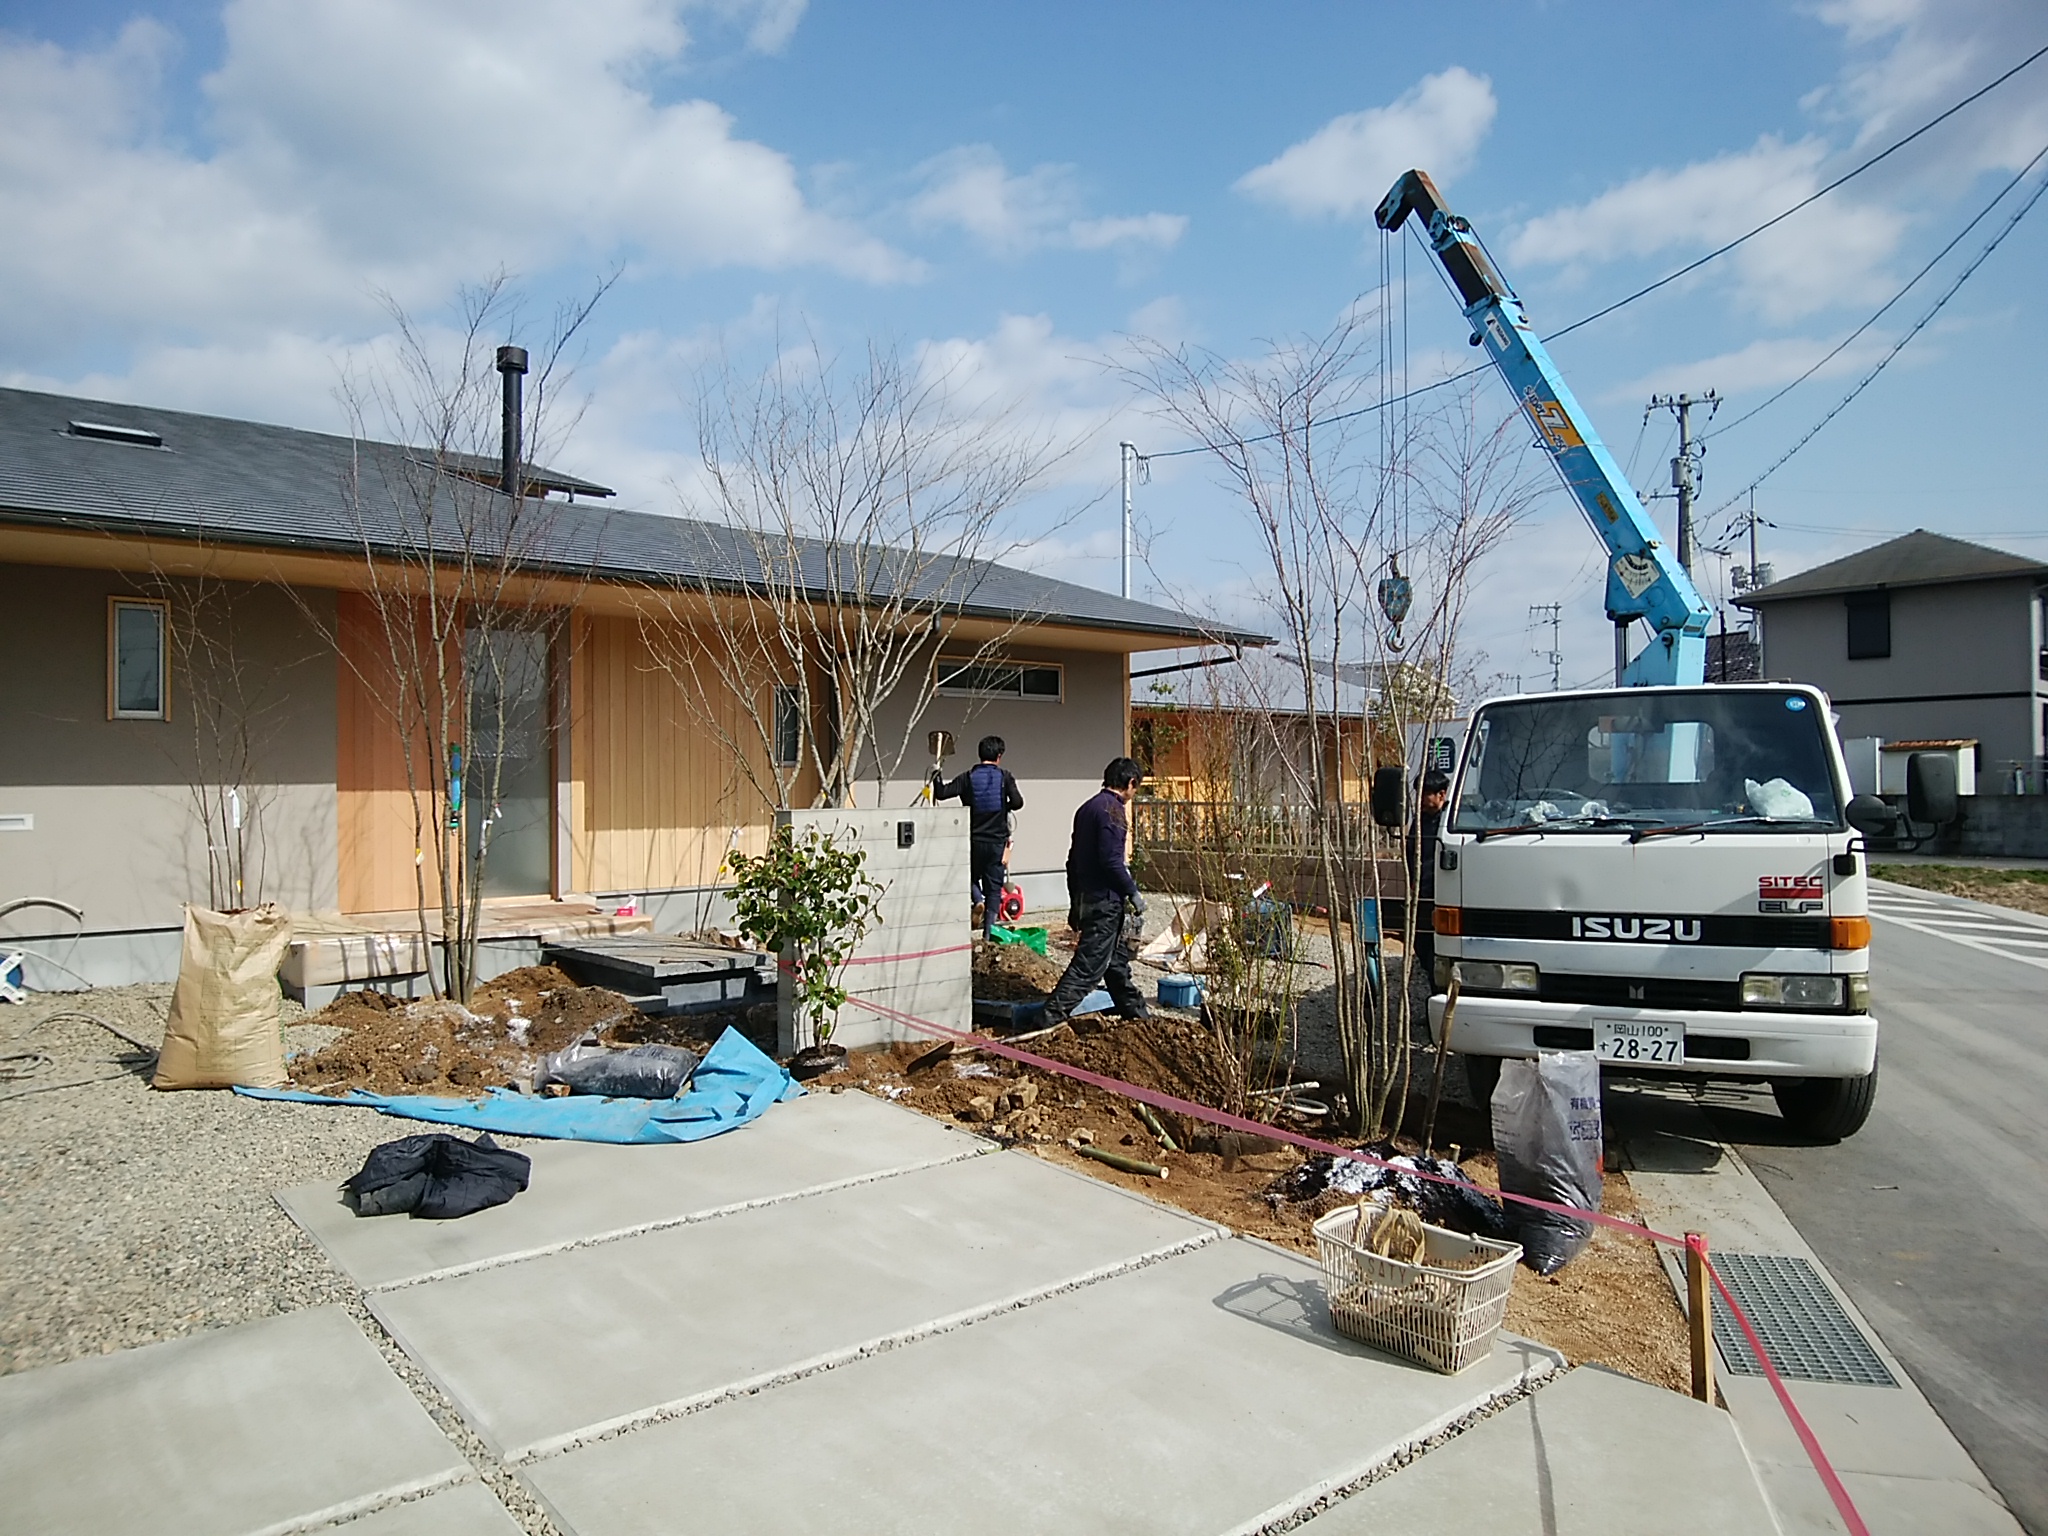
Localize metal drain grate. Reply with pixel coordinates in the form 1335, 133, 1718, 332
1709, 1252, 1896, 1386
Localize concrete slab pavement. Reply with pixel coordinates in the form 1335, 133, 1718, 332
1298, 1364, 1778, 1535
327, 1482, 526, 1536
1615, 1083, 2023, 1536
0, 1306, 473, 1536
371, 1148, 1222, 1460
517, 1234, 1564, 1536
277, 1088, 986, 1290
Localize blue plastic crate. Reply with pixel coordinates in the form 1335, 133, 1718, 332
1157, 975, 1203, 1009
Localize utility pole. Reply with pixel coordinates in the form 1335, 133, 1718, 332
1647, 391, 1718, 577
1118, 441, 1137, 599
1529, 602, 1562, 690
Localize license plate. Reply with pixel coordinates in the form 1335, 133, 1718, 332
1594, 1016, 1685, 1066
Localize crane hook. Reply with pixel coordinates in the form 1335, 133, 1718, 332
1378, 554, 1413, 653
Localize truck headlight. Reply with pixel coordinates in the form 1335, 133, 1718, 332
1741, 973, 1846, 1010
1447, 960, 1540, 995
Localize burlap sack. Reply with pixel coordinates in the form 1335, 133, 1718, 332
152, 904, 294, 1090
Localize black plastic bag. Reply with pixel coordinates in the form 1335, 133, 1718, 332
539, 1041, 699, 1099
343, 1132, 531, 1220
1491, 1052, 1603, 1274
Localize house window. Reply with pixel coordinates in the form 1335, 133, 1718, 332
109, 598, 168, 719
936, 658, 1063, 701
1845, 589, 1890, 660
773, 686, 803, 766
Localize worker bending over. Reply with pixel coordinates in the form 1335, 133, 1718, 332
932, 734, 1023, 938
1041, 757, 1149, 1026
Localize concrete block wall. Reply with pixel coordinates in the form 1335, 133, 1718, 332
778, 805, 971, 1052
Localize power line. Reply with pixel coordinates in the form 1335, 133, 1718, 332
1704, 155, 2048, 534
1143, 40, 2048, 463
1705, 138, 2048, 445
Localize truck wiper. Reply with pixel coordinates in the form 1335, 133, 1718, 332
1473, 815, 1650, 842
1629, 815, 1832, 843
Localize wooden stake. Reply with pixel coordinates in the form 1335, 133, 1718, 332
1686, 1232, 1716, 1406
1075, 1144, 1168, 1179
1135, 1099, 1180, 1153
1421, 978, 1461, 1156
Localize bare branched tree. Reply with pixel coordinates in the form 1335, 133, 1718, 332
645, 337, 1074, 816
304, 273, 611, 1001
1127, 312, 1536, 1136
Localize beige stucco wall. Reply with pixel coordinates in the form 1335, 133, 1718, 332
0, 564, 338, 947
859, 644, 1130, 884
1757, 575, 2044, 781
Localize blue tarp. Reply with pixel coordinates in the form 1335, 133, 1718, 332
236, 1026, 802, 1144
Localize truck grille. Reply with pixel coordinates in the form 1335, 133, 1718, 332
1538, 973, 1742, 1010
1462, 909, 1829, 949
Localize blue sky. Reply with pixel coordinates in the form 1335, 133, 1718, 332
4, 0, 2044, 687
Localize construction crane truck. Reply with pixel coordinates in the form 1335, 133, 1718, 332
1373, 169, 1928, 1139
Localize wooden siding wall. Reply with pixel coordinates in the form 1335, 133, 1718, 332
336, 591, 443, 913
569, 615, 791, 896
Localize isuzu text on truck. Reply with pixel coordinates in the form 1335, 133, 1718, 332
1373, 171, 1929, 1139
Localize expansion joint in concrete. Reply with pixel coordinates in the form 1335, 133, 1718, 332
336, 1294, 566, 1536
367, 1144, 994, 1294
502, 1227, 1226, 1468
1231, 1357, 1567, 1536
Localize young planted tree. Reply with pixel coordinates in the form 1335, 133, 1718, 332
1128, 316, 1535, 1136
317, 276, 609, 1002
644, 338, 1072, 817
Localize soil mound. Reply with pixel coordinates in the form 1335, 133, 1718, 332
973, 939, 1066, 999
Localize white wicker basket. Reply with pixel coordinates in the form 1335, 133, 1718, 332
1312, 1208, 1522, 1374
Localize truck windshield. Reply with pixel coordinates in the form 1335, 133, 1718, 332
1453, 689, 1841, 833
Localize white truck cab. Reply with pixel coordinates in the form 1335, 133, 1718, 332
1428, 681, 1879, 1139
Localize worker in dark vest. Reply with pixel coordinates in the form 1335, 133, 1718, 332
1408, 768, 1451, 990
1042, 757, 1149, 1025
933, 735, 1024, 938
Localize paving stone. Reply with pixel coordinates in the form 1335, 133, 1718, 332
372, 1151, 1218, 1459
1299, 1365, 1777, 1534
333, 1481, 526, 1536
279, 1089, 985, 1289
518, 1236, 1560, 1536
0, 1306, 468, 1536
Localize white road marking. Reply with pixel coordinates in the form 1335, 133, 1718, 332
1870, 907, 2048, 973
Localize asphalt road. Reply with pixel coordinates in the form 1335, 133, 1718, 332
1697, 881, 2048, 1534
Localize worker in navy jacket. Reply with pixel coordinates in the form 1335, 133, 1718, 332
1042, 757, 1149, 1025
933, 735, 1024, 938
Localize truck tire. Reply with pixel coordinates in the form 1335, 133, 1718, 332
1773, 1059, 1878, 1142
1460, 1053, 1500, 1112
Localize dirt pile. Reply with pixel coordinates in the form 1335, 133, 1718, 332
289, 966, 646, 1097
972, 938, 1068, 999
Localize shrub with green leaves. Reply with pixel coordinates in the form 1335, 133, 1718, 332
725, 824, 884, 1047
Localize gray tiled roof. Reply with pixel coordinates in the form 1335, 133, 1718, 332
0, 386, 1264, 647
1734, 528, 2047, 605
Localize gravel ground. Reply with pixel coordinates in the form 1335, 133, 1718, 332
0, 984, 546, 1378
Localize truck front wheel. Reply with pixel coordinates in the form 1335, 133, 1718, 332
1460, 1053, 1500, 1111
1773, 1059, 1879, 1141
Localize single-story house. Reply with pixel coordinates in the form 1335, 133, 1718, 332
1734, 529, 2047, 793
0, 385, 1260, 987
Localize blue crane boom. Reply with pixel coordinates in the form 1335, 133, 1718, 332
1376, 169, 1711, 687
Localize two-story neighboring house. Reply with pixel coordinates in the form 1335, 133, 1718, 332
1734, 529, 2048, 794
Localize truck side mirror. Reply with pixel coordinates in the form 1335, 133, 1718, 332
1906, 753, 1959, 827
1370, 766, 1406, 829
1844, 794, 1894, 838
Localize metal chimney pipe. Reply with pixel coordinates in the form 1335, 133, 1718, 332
495, 345, 528, 498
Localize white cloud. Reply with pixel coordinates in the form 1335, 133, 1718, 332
910, 145, 1186, 256
0, 1, 911, 365
1235, 67, 1497, 220
1607, 334, 1892, 407
1507, 137, 1906, 321
1816, 0, 2048, 171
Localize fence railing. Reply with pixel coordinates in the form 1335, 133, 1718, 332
1134, 798, 1385, 857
